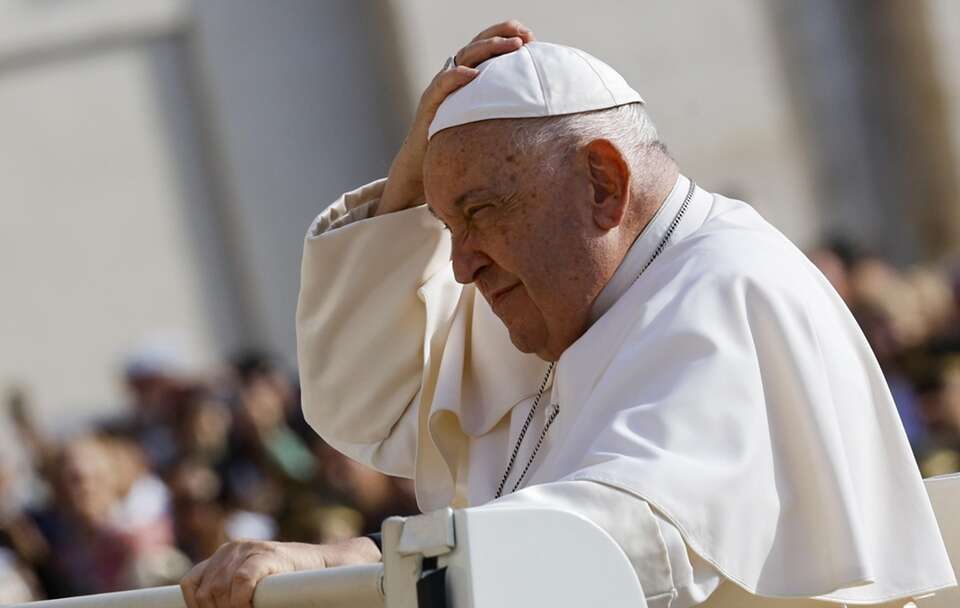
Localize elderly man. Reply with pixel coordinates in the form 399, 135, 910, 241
181, 21, 955, 608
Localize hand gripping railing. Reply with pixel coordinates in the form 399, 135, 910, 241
8, 476, 958, 608
4, 563, 384, 608
5, 508, 646, 608
5, 506, 647, 608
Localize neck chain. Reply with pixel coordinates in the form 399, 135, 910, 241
494, 179, 697, 499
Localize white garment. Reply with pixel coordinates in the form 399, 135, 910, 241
302, 176, 714, 606
296, 175, 955, 605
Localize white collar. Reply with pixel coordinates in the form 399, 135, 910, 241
589, 173, 690, 323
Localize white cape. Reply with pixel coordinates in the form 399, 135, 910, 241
297, 180, 955, 604
527, 193, 955, 603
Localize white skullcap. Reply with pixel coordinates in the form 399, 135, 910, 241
428, 41, 643, 139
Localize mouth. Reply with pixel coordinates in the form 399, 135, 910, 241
488, 283, 521, 307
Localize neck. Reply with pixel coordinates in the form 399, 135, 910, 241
604, 156, 678, 288
626, 157, 679, 246
584, 162, 684, 328
542, 157, 679, 362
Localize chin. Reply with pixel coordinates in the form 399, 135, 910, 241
505, 325, 556, 361
495, 300, 552, 358
507, 330, 537, 354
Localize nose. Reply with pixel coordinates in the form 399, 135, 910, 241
450, 233, 491, 284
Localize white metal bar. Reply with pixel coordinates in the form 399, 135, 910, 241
8, 564, 384, 608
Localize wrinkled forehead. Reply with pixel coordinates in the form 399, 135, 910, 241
424, 120, 528, 203
426, 119, 518, 166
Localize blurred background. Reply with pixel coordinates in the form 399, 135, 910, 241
1, 0, 959, 601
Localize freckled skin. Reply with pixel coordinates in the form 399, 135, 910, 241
423, 119, 677, 361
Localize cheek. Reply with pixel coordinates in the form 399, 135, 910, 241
487, 217, 550, 277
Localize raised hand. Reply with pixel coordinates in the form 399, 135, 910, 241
376, 20, 535, 216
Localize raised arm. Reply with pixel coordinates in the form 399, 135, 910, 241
296, 22, 535, 478
181, 20, 536, 608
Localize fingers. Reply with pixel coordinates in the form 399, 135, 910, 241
228, 554, 285, 608
180, 559, 206, 608
455, 36, 524, 69
471, 19, 534, 44
198, 547, 246, 608
180, 541, 297, 608
418, 65, 479, 121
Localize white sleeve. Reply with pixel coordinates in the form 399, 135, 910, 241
308, 178, 384, 234
296, 179, 460, 478
486, 480, 722, 608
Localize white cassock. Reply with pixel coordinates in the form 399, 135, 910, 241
296, 174, 956, 607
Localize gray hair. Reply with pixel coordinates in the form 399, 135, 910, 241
509, 102, 662, 173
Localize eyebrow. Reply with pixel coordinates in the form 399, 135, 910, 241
427, 188, 508, 226
454, 188, 500, 209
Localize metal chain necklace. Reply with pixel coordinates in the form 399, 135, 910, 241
494, 179, 697, 499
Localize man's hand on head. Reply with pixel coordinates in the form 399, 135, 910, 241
377, 20, 535, 217
179, 537, 380, 608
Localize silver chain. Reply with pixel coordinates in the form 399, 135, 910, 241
494, 361, 555, 498
494, 179, 697, 499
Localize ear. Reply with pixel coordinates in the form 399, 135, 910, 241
585, 139, 631, 230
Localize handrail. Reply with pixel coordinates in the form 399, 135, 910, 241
6, 563, 384, 608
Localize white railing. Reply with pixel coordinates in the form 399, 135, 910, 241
5, 563, 384, 608
8, 487, 957, 608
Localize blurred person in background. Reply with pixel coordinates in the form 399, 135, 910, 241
1, 350, 432, 599
28, 435, 164, 595
808, 240, 960, 455
915, 356, 960, 477
173, 387, 233, 473
101, 338, 193, 471
103, 437, 175, 557
311, 439, 417, 536
0, 458, 43, 602
168, 459, 229, 565
230, 354, 316, 487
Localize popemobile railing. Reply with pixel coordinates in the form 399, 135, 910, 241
6, 475, 959, 608
4, 564, 384, 608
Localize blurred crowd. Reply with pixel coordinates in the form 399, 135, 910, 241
0, 350, 417, 603
1, 238, 959, 603
810, 238, 960, 476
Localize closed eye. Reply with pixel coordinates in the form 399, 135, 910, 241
466, 204, 494, 219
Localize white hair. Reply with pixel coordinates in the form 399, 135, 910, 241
508, 102, 663, 172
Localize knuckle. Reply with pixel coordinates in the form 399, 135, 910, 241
209, 581, 229, 597
233, 570, 256, 585
433, 70, 457, 86
180, 569, 202, 591
249, 540, 272, 553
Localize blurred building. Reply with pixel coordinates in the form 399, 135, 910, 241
1, 0, 958, 432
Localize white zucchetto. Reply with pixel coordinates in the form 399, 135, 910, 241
428, 41, 643, 139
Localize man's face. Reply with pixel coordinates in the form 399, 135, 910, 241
423, 122, 611, 360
